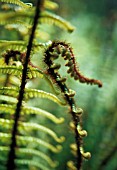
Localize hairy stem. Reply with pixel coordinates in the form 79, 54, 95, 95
7, 0, 43, 169
44, 45, 82, 169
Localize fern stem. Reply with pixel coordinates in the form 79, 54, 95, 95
57, 83, 82, 169
44, 45, 83, 170
7, 0, 43, 169
59, 83, 82, 169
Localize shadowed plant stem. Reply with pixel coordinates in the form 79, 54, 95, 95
7, 0, 43, 169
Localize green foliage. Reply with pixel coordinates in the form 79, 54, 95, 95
0, 0, 103, 170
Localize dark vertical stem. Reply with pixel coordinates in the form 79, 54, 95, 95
44, 44, 82, 170
7, 0, 43, 169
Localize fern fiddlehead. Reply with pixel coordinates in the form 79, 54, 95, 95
44, 41, 102, 169
44, 41, 102, 87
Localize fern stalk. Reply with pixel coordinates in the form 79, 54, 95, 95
7, 0, 43, 169
44, 43, 83, 169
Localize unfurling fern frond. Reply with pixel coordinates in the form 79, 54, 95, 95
0, 0, 102, 170
44, 40, 102, 169
44, 41, 102, 87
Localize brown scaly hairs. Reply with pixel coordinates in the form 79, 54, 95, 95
44, 41, 102, 169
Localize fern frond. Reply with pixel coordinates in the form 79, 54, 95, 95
21, 122, 65, 143
0, 95, 17, 104
0, 12, 27, 27
0, 65, 44, 79
0, 0, 97, 169
0, 146, 58, 168
22, 106, 64, 124
44, 0, 58, 10
0, 10, 75, 32
44, 40, 95, 169
26, 66, 44, 79
22, 107, 64, 124
0, 104, 64, 124
21, 123, 65, 143
0, 40, 45, 53
0, 87, 66, 105
0, 118, 65, 143
16, 159, 50, 170
0, 65, 23, 77
24, 88, 66, 105
0, 87, 19, 98
17, 148, 58, 168
44, 41, 102, 87
0, 132, 62, 153
40, 11, 75, 32
0, 104, 15, 114
0, 40, 28, 52
0, 155, 50, 170
0, 0, 32, 9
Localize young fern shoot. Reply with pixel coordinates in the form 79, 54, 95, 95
0, 0, 102, 170
44, 41, 102, 169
